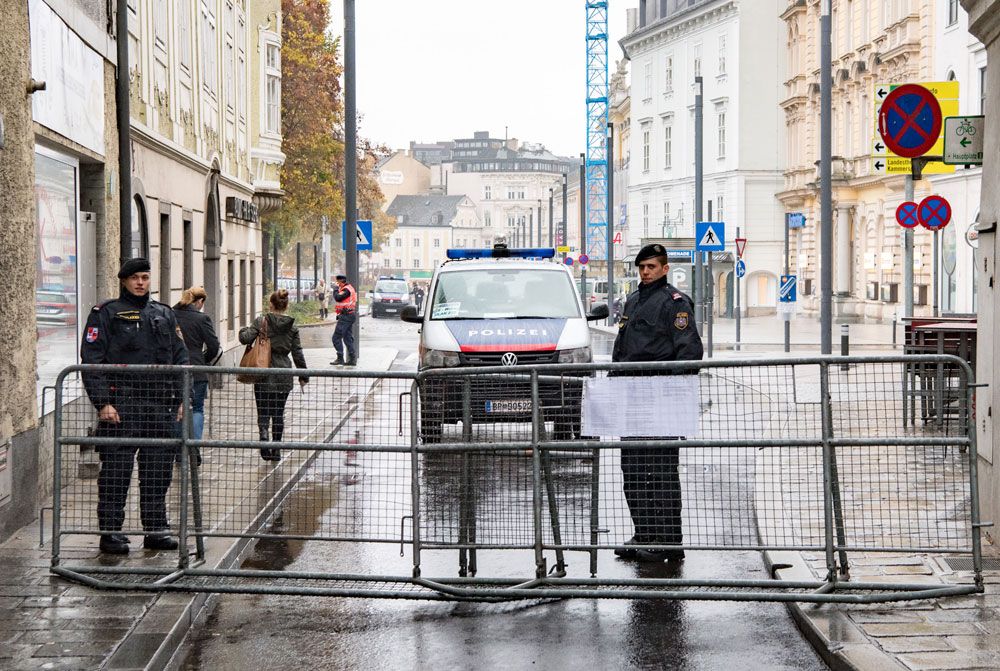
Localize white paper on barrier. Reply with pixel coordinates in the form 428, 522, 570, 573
582, 375, 700, 438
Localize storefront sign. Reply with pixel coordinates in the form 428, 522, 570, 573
29, 0, 105, 155
226, 197, 259, 223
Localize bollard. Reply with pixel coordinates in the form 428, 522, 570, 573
840, 324, 850, 371
892, 312, 897, 346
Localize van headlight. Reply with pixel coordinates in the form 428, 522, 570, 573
422, 349, 461, 368
558, 347, 592, 363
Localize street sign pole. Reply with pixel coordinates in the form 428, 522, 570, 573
694, 76, 704, 328
735, 225, 742, 352
606, 123, 615, 327
904, 174, 915, 319
548, 188, 554, 248
819, 0, 833, 355
562, 174, 568, 254
344, 0, 360, 355
933, 229, 939, 318
579, 155, 587, 300
706, 201, 714, 358
784, 210, 791, 353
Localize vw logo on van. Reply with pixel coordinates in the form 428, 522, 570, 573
500, 352, 518, 366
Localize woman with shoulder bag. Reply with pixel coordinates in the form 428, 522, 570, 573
316, 279, 329, 320
173, 287, 220, 464
239, 289, 308, 461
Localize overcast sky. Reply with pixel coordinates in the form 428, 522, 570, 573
328, 1, 636, 158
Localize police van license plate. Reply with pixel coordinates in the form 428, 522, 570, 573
485, 399, 532, 414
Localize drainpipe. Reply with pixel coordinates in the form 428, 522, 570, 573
116, 0, 131, 263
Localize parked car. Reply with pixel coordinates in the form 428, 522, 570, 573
36, 291, 76, 325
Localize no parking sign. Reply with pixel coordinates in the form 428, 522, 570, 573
917, 195, 952, 230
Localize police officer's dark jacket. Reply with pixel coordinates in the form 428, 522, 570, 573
612, 277, 704, 372
239, 313, 308, 390
80, 289, 190, 434
172, 303, 221, 382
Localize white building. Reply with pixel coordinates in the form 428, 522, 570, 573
928, 0, 987, 315
621, 0, 785, 315
382, 195, 482, 279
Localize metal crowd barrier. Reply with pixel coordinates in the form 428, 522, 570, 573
48, 354, 984, 603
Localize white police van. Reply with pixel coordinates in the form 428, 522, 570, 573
401, 241, 609, 442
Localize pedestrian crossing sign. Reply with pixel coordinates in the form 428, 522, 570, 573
341, 220, 373, 251
695, 222, 725, 252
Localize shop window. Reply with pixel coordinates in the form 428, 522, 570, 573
34, 150, 79, 414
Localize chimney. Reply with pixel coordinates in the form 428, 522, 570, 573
506, 137, 519, 152
626, 8, 638, 34
639, 0, 647, 28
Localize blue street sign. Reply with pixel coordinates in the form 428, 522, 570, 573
695, 222, 725, 251
786, 213, 806, 229
779, 274, 797, 303
341, 220, 373, 251
735, 259, 746, 279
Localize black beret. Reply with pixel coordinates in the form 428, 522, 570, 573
118, 257, 151, 278
335, 274, 347, 281
634, 244, 668, 266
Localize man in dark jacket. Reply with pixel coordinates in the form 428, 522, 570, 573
81, 258, 189, 555
612, 244, 703, 563
173, 287, 220, 462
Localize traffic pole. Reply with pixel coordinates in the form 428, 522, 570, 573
932, 229, 940, 318
607, 122, 615, 327
819, 0, 833, 354
296, 242, 302, 303
562, 174, 568, 250
904, 174, 915, 319
579, 154, 587, 300
706, 201, 713, 358
694, 76, 704, 328
735, 225, 742, 351
785, 212, 791, 353
548, 188, 554, 248
344, 0, 360, 355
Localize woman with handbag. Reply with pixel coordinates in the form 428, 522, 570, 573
239, 289, 308, 461
172, 286, 220, 464
316, 279, 329, 320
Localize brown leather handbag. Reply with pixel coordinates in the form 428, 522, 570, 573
237, 316, 271, 384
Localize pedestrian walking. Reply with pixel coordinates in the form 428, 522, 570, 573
330, 274, 357, 366
316, 279, 329, 320
80, 258, 189, 555
172, 286, 220, 465
413, 284, 425, 312
240, 289, 308, 462
611, 244, 703, 563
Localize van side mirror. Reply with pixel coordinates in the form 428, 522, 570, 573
587, 303, 610, 321
400, 305, 423, 323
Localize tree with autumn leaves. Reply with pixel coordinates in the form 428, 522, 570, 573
276, 0, 392, 271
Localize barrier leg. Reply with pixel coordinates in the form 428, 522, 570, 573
540, 441, 566, 577
531, 371, 546, 578
590, 444, 600, 578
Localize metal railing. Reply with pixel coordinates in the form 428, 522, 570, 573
48, 354, 983, 603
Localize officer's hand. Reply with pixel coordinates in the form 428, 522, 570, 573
176, 405, 185, 422
99, 405, 120, 424
299, 378, 309, 387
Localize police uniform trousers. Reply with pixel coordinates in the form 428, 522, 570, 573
332, 312, 356, 359
621, 438, 683, 545
97, 416, 175, 533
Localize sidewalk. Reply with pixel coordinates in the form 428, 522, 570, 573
753, 363, 997, 671
0, 346, 396, 671
593, 314, 901, 351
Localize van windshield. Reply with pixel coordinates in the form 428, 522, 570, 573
375, 280, 408, 294
430, 269, 581, 320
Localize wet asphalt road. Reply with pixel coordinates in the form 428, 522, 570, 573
181, 319, 826, 670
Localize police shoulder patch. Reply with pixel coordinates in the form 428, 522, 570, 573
671, 291, 683, 300
85, 327, 99, 342
674, 312, 689, 330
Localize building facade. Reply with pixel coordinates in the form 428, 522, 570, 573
778, 0, 980, 320
961, 0, 999, 541
382, 195, 482, 278
0, 0, 122, 540
127, 0, 283, 350
376, 150, 431, 210
623, 0, 786, 316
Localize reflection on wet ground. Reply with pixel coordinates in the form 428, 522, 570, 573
181, 341, 826, 671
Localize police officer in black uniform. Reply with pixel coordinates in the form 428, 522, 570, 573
80, 258, 190, 555
612, 244, 704, 562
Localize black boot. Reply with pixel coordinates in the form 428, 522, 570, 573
259, 426, 274, 460
331, 356, 346, 366
143, 533, 179, 551
345, 355, 357, 367
99, 534, 130, 555
265, 434, 282, 462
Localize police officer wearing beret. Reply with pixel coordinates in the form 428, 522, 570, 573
612, 244, 703, 562
80, 258, 190, 555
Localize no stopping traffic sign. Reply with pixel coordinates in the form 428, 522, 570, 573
917, 195, 952, 230
877, 84, 943, 158
895, 202, 919, 229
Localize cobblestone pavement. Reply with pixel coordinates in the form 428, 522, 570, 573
0, 346, 395, 671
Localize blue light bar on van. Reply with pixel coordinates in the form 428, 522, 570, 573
446, 245, 556, 260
